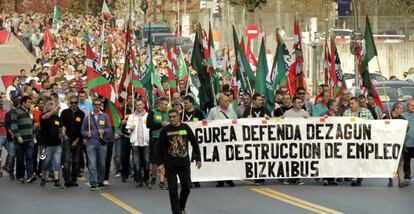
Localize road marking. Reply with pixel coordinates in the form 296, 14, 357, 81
240, 180, 255, 185
251, 187, 343, 214
101, 193, 143, 214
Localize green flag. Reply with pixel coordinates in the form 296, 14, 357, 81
52, 5, 62, 27
233, 26, 251, 94
208, 23, 221, 99
255, 37, 275, 113
272, 32, 291, 89
141, 24, 155, 110
191, 25, 214, 112
101, 0, 112, 18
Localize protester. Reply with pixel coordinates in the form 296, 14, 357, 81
367, 94, 383, 119
0, 96, 8, 177
147, 97, 170, 190
274, 93, 292, 117
60, 95, 85, 187
81, 98, 113, 191
126, 99, 150, 187
236, 93, 251, 118
322, 99, 339, 186
208, 94, 236, 187
312, 90, 330, 117
120, 97, 133, 183
39, 101, 63, 189
342, 97, 374, 186
11, 96, 36, 183
384, 102, 409, 188
337, 89, 352, 116
402, 99, 414, 183
358, 95, 378, 119
157, 109, 201, 214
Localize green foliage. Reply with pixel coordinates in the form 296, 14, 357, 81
229, 0, 267, 13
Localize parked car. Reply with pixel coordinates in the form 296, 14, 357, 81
343, 72, 387, 87
151, 33, 175, 46
136, 24, 172, 42
165, 37, 193, 53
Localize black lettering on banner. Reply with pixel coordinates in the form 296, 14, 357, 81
235, 144, 243, 160
268, 125, 276, 141
203, 146, 211, 162
294, 125, 302, 140
325, 124, 334, 139
290, 143, 298, 158
261, 143, 270, 159
333, 142, 342, 158
286, 125, 293, 140
259, 125, 266, 141
291, 161, 300, 177
195, 128, 202, 142
277, 162, 285, 177
392, 144, 401, 159
315, 124, 324, 140
212, 146, 220, 162
347, 142, 355, 159
243, 125, 250, 141
307, 124, 314, 140
280, 143, 288, 158
344, 124, 352, 140
375, 143, 383, 159
355, 143, 365, 159
212, 127, 220, 143
268, 162, 276, 178
363, 124, 371, 140
303, 143, 312, 159
383, 144, 392, 160
226, 145, 234, 161
325, 143, 333, 159
245, 162, 253, 178
277, 125, 285, 140
300, 161, 308, 177
354, 124, 362, 140
366, 143, 374, 159
336, 124, 343, 139
259, 162, 266, 178
311, 161, 319, 176
229, 126, 237, 142
245, 144, 252, 160
221, 126, 228, 142
251, 125, 259, 141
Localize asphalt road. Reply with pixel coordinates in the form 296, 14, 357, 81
1, 167, 414, 214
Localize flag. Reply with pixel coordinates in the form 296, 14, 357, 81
272, 31, 292, 90
233, 26, 254, 94
52, 4, 62, 27
140, 24, 157, 110
118, 23, 132, 101
166, 46, 178, 94
330, 36, 346, 97
255, 37, 275, 113
324, 38, 331, 86
208, 23, 221, 98
101, 0, 112, 18
42, 24, 55, 54
191, 25, 214, 112
246, 38, 258, 73
177, 47, 189, 82
361, 16, 384, 112
288, 20, 304, 96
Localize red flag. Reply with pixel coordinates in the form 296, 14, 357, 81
324, 39, 330, 85
42, 24, 54, 54
288, 20, 305, 96
246, 38, 258, 73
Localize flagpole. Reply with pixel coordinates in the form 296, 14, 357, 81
181, 62, 191, 122
375, 56, 391, 118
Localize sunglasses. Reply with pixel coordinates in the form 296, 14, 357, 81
71, 101, 78, 104
298, 92, 305, 95
93, 103, 101, 106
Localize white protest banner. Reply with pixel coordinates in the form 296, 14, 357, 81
188, 117, 407, 182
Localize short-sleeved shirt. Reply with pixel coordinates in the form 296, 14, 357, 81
342, 108, 373, 120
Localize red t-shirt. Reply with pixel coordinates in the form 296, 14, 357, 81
0, 108, 7, 136
33, 108, 43, 126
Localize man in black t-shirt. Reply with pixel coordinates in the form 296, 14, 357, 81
157, 109, 201, 214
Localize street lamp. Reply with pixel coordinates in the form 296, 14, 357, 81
141, 0, 148, 24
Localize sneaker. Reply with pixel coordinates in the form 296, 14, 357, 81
254, 181, 262, 186
64, 183, 72, 187
98, 182, 105, 188
149, 177, 156, 189
136, 182, 143, 187
71, 182, 79, 187
40, 179, 46, 188
216, 182, 224, 187
181, 210, 188, 214
26, 176, 37, 183
283, 180, 290, 185
329, 181, 338, 186
90, 186, 98, 191
159, 182, 168, 190
122, 178, 127, 183
387, 179, 393, 187
227, 181, 235, 187
398, 181, 410, 188
17, 178, 26, 184
351, 181, 357, 186
323, 180, 329, 186
103, 180, 109, 185
114, 173, 121, 178
193, 182, 201, 188
296, 180, 305, 186
9, 173, 15, 180
54, 182, 64, 189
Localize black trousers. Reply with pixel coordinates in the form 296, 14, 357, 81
121, 136, 132, 179
104, 141, 114, 181
403, 147, 414, 179
165, 164, 192, 214
63, 138, 82, 183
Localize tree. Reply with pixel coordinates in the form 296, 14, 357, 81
229, 0, 267, 13
385, 0, 414, 16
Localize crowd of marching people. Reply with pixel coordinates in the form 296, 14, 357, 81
1, 12, 414, 197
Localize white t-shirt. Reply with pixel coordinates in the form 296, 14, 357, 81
283, 109, 310, 118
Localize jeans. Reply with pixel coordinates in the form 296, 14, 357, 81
132, 146, 150, 183
63, 138, 82, 183
113, 138, 121, 174
403, 147, 414, 179
165, 164, 192, 214
15, 140, 34, 179
86, 143, 107, 186
42, 145, 62, 171
5, 139, 16, 173
105, 141, 114, 180
121, 136, 132, 179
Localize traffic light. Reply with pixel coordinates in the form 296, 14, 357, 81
213, 0, 220, 14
